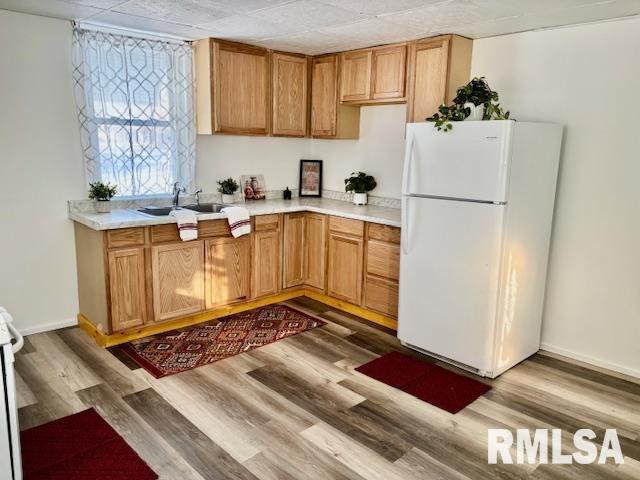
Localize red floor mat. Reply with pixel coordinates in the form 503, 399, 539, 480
20, 408, 157, 480
356, 351, 491, 413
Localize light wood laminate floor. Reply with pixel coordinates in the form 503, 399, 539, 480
15, 298, 640, 479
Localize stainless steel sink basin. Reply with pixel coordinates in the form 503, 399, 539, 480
182, 203, 228, 213
137, 206, 175, 216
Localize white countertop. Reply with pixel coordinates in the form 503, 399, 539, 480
69, 197, 401, 230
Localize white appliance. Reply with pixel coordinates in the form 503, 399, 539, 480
1, 307, 23, 480
399, 120, 563, 378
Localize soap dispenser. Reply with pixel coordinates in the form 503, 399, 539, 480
283, 187, 292, 200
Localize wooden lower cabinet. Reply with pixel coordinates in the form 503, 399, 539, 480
364, 275, 398, 317
107, 247, 147, 331
205, 236, 250, 308
304, 213, 327, 291
327, 232, 363, 305
252, 229, 281, 299
282, 213, 305, 288
151, 242, 205, 322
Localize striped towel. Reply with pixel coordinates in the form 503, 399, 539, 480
221, 206, 251, 238
170, 208, 198, 241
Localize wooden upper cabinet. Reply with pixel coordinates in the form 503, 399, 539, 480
195, 39, 270, 135
272, 52, 309, 137
107, 247, 147, 332
406, 34, 472, 123
205, 236, 250, 308
339, 50, 372, 102
339, 44, 406, 105
151, 242, 205, 322
283, 213, 305, 288
371, 45, 406, 100
310, 54, 359, 139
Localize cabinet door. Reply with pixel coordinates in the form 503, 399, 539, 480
310, 55, 338, 137
213, 40, 269, 135
407, 37, 449, 122
364, 275, 399, 317
371, 45, 406, 100
205, 236, 250, 308
108, 248, 147, 332
252, 230, 281, 298
304, 213, 327, 291
272, 52, 308, 137
151, 242, 204, 322
283, 213, 305, 288
340, 50, 372, 102
327, 232, 363, 304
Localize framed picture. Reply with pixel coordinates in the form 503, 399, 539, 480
240, 175, 266, 200
299, 160, 323, 197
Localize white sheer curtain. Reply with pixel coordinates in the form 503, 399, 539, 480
72, 27, 195, 196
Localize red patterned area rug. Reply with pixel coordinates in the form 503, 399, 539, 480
21, 408, 157, 479
120, 304, 326, 378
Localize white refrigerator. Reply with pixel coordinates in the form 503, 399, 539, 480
398, 120, 563, 378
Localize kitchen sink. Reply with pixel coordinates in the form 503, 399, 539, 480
137, 206, 175, 216
182, 203, 228, 213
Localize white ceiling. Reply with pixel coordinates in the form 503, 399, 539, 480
1, 0, 639, 53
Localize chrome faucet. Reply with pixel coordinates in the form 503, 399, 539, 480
172, 182, 185, 207
194, 188, 203, 205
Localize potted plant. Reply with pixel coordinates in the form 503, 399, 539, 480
88, 182, 117, 213
427, 77, 510, 131
344, 172, 377, 205
217, 177, 239, 203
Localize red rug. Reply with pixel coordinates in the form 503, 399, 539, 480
121, 304, 326, 378
355, 351, 491, 413
21, 408, 157, 480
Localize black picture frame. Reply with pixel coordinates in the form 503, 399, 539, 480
299, 159, 323, 198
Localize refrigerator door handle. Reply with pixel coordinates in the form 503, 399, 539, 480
402, 195, 410, 254
401, 134, 415, 196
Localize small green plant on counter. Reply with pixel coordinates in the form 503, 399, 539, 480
217, 177, 239, 195
88, 182, 117, 201
344, 172, 377, 193
427, 77, 511, 131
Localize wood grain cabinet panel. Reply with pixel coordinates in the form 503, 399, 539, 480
406, 35, 472, 123
151, 242, 205, 322
283, 213, 305, 288
366, 240, 400, 281
106, 228, 145, 249
107, 248, 147, 331
310, 55, 359, 139
205, 236, 250, 308
304, 213, 327, 291
371, 45, 406, 100
364, 275, 398, 317
327, 232, 363, 305
252, 230, 281, 299
272, 52, 308, 137
339, 50, 372, 102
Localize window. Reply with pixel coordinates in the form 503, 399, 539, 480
72, 28, 195, 196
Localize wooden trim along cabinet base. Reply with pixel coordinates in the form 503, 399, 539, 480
77, 288, 397, 348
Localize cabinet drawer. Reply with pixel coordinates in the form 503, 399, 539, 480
364, 275, 398, 317
107, 228, 145, 248
199, 219, 231, 238
367, 223, 400, 244
150, 224, 180, 243
366, 240, 400, 281
329, 216, 364, 237
254, 214, 280, 231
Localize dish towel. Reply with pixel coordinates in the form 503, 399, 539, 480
221, 206, 251, 238
170, 208, 198, 241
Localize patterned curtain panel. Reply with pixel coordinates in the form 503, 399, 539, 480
72, 28, 195, 196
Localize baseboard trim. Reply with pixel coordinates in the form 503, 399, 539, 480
540, 342, 640, 379
20, 318, 78, 336
304, 290, 398, 330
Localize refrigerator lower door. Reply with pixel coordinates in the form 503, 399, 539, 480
398, 196, 505, 373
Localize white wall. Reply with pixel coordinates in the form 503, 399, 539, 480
309, 104, 407, 198
196, 135, 310, 193
472, 18, 640, 377
0, 10, 85, 334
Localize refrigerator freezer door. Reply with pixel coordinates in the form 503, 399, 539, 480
404, 121, 513, 203
398, 196, 505, 373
